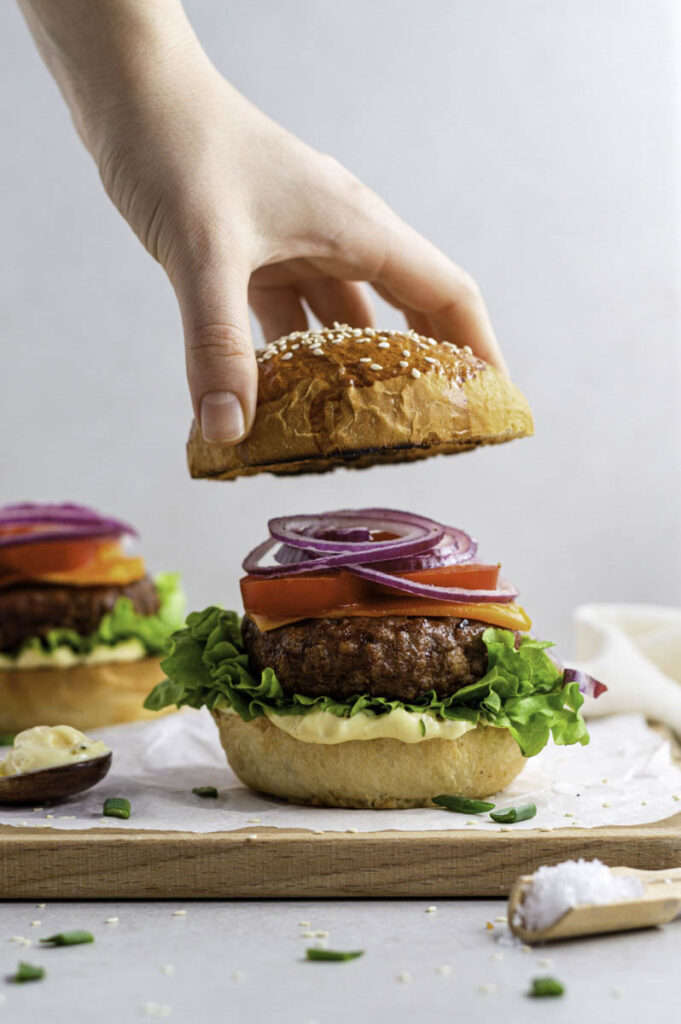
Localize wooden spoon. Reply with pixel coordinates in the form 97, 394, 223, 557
0, 753, 112, 805
508, 866, 681, 944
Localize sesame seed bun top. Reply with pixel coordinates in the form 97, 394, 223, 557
187, 324, 534, 480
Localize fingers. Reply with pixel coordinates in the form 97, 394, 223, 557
172, 258, 257, 445
249, 284, 308, 343
370, 224, 509, 374
297, 278, 376, 331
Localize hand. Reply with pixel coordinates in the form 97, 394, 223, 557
19, 0, 507, 444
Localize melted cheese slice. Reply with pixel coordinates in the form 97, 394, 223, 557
249, 601, 531, 633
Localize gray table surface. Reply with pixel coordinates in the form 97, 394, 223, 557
0, 897, 678, 1023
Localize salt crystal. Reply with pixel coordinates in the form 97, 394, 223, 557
517, 859, 644, 932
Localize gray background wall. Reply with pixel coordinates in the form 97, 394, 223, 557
1, 0, 679, 648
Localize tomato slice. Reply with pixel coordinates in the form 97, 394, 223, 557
0, 538, 146, 588
0, 537, 102, 574
240, 563, 502, 619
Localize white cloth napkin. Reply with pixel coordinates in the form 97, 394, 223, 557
571, 604, 681, 734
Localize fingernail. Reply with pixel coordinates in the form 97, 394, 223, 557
200, 391, 245, 443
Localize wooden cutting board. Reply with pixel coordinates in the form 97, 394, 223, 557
1, 812, 680, 899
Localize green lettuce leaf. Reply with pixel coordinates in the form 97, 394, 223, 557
145, 608, 589, 757
10, 573, 185, 658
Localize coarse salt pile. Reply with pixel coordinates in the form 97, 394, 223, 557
517, 859, 644, 932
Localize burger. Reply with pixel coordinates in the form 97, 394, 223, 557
0, 503, 185, 732
145, 509, 605, 808
187, 325, 533, 479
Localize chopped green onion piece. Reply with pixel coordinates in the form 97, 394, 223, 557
418, 720, 426, 737
306, 948, 364, 962
40, 930, 94, 947
103, 797, 131, 819
490, 803, 537, 824
432, 794, 495, 814
192, 786, 218, 798
0, 733, 16, 746
529, 976, 565, 998
14, 961, 45, 983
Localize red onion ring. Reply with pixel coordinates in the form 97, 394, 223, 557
351, 564, 518, 604
563, 668, 608, 698
0, 502, 137, 548
242, 509, 515, 603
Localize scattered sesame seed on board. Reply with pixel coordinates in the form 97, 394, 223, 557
397, 971, 411, 983
105, 917, 119, 925
478, 983, 497, 996
172, 910, 187, 917
494, 916, 507, 923
425, 906, 437, 914
435, 964, 452, 976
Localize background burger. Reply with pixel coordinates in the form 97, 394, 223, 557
186, 324, 534, 479
146, 509, 605, 808
0, 502, 185, 732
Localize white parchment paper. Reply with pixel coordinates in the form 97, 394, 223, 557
0, 711, 679, 833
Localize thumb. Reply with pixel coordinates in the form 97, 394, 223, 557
173, 259, 257, 444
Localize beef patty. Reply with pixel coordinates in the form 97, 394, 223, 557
242, 615, 490, 702
0, 576, 160, 652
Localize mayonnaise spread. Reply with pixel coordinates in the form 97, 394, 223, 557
0, 725, 110, 776
225, 706, 476, 744
0, 638, 146, 671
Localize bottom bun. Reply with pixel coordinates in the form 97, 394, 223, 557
212, 710, 525, 808
0, 658, 173, 732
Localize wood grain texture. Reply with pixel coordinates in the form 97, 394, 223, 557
1, 814, 680, 899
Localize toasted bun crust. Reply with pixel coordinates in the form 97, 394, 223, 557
0, 658, 173, 732
212, 710, 525, 808
188, 326, 533, 480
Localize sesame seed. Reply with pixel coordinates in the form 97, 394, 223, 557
427, 338, 437, 346
490, 952, 504, 961
105, 917, 119, 925
463, 345, 473, 354
346, 827, 358, 834
312, 829, 324, 835
397, 971, 411, 983
312, 349, 324, 357
246, 834, 258, 841
425, 906, 437, 914
602, 801, 611, 808
521, 945, 531, 954
314, 930, 329, 938
365, 327, 376, 335
352, 328, 363, 337
369, 363, 383, 371
232, 971, 245, 982
301, 931, 314, 938
172, 910, 187, 917
359, 357, 372, 363
399, 360, 408, 368
402, 350, 411, 357
424, 356, 437, 364
161, 964, 175, 975
411, 368, 421, 379
673, 795, 680, 801
247, 818, 261, 823
537, 957, 553, 968
377, 341, 390, 349
36, 904, 45, 909
30, 921, 41, 927
494, 915, 506, 923
298, 921, 311, 927
281, 352, 292, 360
291, 343, 300, 350
435, 964, 452, 976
